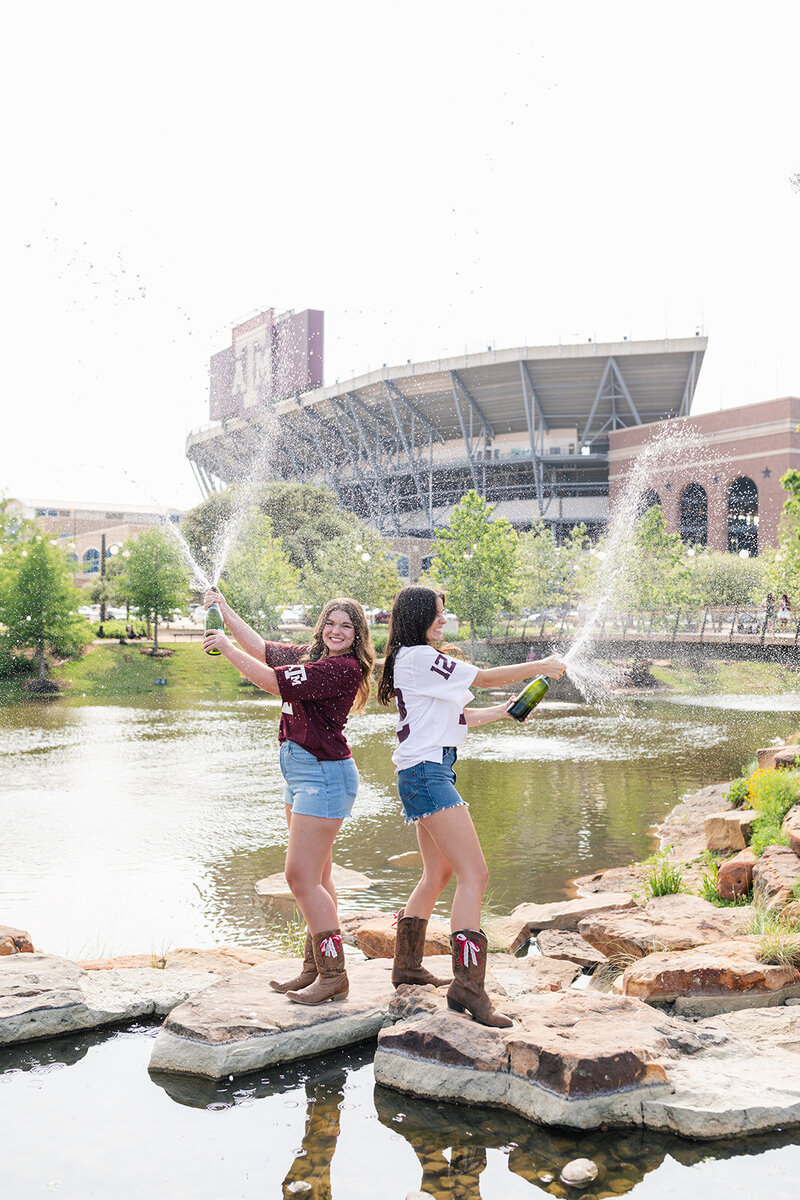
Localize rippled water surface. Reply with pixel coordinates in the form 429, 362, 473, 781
1, 688, 798, 1197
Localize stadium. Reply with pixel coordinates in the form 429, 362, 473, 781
185, 308, 706, 543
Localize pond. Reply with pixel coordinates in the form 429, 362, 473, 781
1, 688, 799, 1198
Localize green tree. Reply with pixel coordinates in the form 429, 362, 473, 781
514, 520, 593, 613
301, 527, 402, 615
220, 509, 301, 635
615, 505, 692, 611
430, 490, 519, 643
687, 548, 765, 608
0, 534, 92, 684
181, 482, 360, 576
124, 527, 189, 652
761, 469, 800, 605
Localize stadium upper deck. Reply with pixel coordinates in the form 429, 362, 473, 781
186, 323, 706, 538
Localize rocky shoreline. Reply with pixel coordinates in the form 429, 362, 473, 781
3, 761, 800, 1142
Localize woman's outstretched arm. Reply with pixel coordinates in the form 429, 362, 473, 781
203, 588, 266, 661
203, 630, 281, 696
472, 654, 565, 689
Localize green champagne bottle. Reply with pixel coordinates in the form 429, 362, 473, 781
508, 675, 549, 722
204, 602, 224, 655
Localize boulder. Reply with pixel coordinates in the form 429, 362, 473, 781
783, 803, 800, 857
254, 863, 373, 905
656, 782, 735, 860
483, 915, 530, 954
488, 955, 581, 999
716, 850, 757, 901
578, 894, 750, 961
536, 929, 607, 970
560, 1158, 599, 1187
775, 749, 800, 770
756, 744, 798, 770
703, 810, 756, 852
78, 946, 279, 972
340, 913, 450, 959
753, 845, 800, 908
0, 925, 34, 955
374, 990, 717, 1129
622, 936, 800, 1015
0, 951, 235, 1046
511, 893, 637, 934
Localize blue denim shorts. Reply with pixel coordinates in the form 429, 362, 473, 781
280, 741, 359, 820
396, 748, 466, 825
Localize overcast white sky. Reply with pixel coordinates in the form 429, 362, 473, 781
2, 1, 798, 512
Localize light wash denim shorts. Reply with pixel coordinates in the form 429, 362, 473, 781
279, 740, 359, 820
396, 747, 466, 825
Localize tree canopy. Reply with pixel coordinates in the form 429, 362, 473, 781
121, 526, 190, 651
220, 508, 301, 634
430, 490, 518, 634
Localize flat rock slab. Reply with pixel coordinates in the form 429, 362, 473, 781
489, 955, 581, 998
388, 851, 424, 869
578, 894, 750, 960
254, 863, 373, 904
375, 987, 800, 1138
622, 936, 800, 1015
375, 990, 718, 1130
483, 916, 530, 954
511, 893, 637, 934
78, 946, 280, 972
536, 929, 607, 969
784, 803, 800, 857
0, 952, 232, 1046
753, 845, 800, 908
149, 954, 433, 1078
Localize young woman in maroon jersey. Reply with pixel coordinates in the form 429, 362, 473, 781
378, 585, 565, 1027
204, 589, 375, 1006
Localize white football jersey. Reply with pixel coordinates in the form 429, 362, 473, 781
391, 644, 478, 771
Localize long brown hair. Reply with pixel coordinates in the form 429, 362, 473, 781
302, 597, 375, 712
377, 585, 447, 706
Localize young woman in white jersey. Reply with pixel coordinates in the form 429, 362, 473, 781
377, 585, 566, 1027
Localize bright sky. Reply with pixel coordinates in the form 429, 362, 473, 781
2, 2, 798, 512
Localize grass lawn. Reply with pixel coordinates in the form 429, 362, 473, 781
52, 642, 247, 699
649, 659, 800, 695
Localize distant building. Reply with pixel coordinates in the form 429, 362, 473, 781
186, 308, 707, 544
11, 499, 181, 584
608, 396, 800, 554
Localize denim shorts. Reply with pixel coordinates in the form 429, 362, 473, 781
396, 748, 466, 825
280, 740, 359, 820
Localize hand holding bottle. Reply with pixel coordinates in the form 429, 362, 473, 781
534, 655, 566, 680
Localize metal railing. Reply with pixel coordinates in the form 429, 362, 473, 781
485, 606, 800, 647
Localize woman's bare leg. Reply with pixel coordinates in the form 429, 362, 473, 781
403, 818, 453, 920
403, 806, 488, 932
284, 812, 344, 933
285, 805, 338, 913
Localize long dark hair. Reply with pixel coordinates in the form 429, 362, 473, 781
302, 597, 375, 712
377, 585, 446, 706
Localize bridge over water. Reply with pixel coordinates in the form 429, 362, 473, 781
485, 607, 800, 666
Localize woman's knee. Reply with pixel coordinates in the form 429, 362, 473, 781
455, 859, 489, 894
423, 863, 453, 894
284, 862, 316, 896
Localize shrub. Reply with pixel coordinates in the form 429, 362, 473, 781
743, 768, 799, 856
749, 904, 800, 968
724, 774, 750, 809
644, 855, 684, 898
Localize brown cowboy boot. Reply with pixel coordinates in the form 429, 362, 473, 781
392, 909, 451, 988
286, 930, 349, 1005
269, 932, 317, 994
446, 929, 512, 1028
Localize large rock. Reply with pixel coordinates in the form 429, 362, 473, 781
0, 925, 34, 955
483, 916, 530, 954
622, 937, 800, 1015
753, 845, 800, 908
756, 744, 798, 770
716, 850, 757, 901
340, 913, 450, 959
375, 989, 716, 1129
536, 929, 607, 970
149, 955, 438, 1078
578, 894, 750, 961
488, 955, 582, 999
704, 810, 756, 852
657, 782, 735, 860
511, 893, 637, 934
78, 946, 279, 972
783, 803, 800, 857
254, 863, 373, 905
375, 985, 800, 1138
0, 952, 235, 1046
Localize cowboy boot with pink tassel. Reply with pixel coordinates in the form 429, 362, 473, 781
446, 929, 512, 1028
286, 930, 349, 1005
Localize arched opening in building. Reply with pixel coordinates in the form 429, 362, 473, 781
637, 489, 661, 516
680, 483, 708, 546
82, 548, 100, 574
727, 477, 759, 555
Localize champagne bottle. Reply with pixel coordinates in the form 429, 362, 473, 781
508, 675, 549, 722
204, 602, 224, 655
